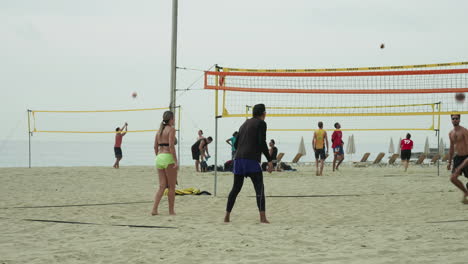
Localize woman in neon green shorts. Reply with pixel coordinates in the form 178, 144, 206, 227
151, 111, 178, 216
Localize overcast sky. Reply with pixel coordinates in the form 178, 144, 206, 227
1, 0, 468, 150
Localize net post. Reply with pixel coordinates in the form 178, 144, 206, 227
436, 102, 442, 176
437, 129, 440, 176
27, 109, 32, 168
215, 65, 220, 117
176, 105, 181, 165
169, 0, 178, 113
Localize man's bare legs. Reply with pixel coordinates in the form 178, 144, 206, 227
195, 160, 200, 172
333, 155, 344, 171
113, 157, 122, 169
403, 160, 409, 172
450, 171, 468, 204
315, 159, 320, 176
319, 159, 325, 176
335, 155, 344, 170
151, 169, 168, 215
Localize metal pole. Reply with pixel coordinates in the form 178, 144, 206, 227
437, 130, 440, 176
214, 116, 219, 196
177, 106, 181, 166
27, 110, 31, 168
169, 0, 178, 112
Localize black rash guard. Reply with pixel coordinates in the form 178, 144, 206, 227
234, 117, 272, 162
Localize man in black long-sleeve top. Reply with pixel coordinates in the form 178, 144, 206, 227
224, 103, 273, 224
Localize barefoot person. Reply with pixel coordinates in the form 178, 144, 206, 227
447, 114, 468, 204
151, 111, 178, 215
226, 131, 239, 160
313, 121, 329, 176
224, 103, 273, 224
332, 122, 344, 171
191, 136, 213, 172
113, 122, 128, 168
400, 133, 414, 172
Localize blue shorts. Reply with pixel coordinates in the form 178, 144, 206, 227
334, 145, 344, 155
233, 159, 261, 176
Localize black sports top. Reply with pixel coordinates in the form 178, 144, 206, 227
234, 117, 272, 162
192, 138, 207, 150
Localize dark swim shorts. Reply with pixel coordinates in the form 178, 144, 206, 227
114, 147, 122, 158
452, 155, 468, 178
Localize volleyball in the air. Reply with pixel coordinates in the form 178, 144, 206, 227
380, 43, 385, 49
455, 92, 465, 103
132, 92, 138, 98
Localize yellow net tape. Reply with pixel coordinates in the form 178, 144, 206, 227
246, 103, 435, 110
223, 111, 467, 118
222, 61, 468, 73
29, 106, 178, 134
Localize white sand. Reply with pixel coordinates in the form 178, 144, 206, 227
1, 164, 467, 263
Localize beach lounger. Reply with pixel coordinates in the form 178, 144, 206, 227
360, 152, 371, 162
276, 153, 284, 163
429, 154, 440, 165
291, 153, 303, 163
274, 152, 284, 171
372, 152, 385, 165
415, 154, 426, 165
441, 153, 449, 162
353, 152, 372, 167
388, 153, 399, 165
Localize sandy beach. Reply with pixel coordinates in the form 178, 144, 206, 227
1, 164, 467, 263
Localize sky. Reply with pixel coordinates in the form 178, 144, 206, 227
1, 0, 468, 163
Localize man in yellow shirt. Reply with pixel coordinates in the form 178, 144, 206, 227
312, 121, 329, 176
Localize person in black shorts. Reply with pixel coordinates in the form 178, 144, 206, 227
447, 114, 468, 204
400, 133, 414, 172
224, 103, 273, 224
191, 136, 213, 172
113, 122, 127, 169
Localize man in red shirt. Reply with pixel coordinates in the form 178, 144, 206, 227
113, 122, 128, 169
331, 122, 344, 171
400, 133, 413, 172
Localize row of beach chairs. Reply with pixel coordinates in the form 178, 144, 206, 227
278, 151, 449, 166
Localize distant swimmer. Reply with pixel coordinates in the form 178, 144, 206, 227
313, 121, 329, 176
225, 104, 273, 224
447, 114, 468, 204
400, 133, 414, 172
113, 122, 128, 169
151, 111, 178, 215
331, 122, 344, 171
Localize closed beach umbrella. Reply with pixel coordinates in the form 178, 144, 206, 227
388, 138, 395, 154
396, 137, 402, 154
298, 136, 306, 156
424, 136, 430, 155
439, 138, 445, 156
346, 134, 355, 161
345, 135, 352, 154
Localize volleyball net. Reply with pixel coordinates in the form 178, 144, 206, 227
205, 62, 468, 130
27, 106, 180, 134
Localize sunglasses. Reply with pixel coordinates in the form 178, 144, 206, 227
452, 117, 460, 120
